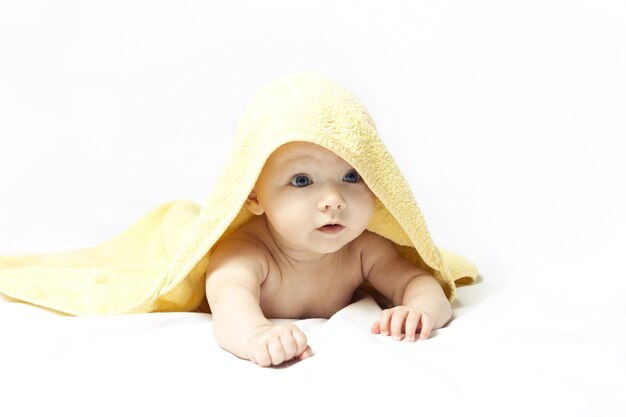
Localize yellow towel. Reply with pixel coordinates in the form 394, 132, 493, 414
0, 70, 477, 315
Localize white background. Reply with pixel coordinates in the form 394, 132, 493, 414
1, 1, 625, 415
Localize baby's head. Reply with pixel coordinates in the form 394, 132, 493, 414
245, 141, 376, 255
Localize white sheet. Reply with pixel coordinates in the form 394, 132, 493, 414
2, 280, 624, 416
1, 1, 625, 416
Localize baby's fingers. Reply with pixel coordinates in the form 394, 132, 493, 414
297, 345, 314, 361
279, 330, 299, 360
290, 325, 311, 360
266, 336, 287, 366
376, 308, 394, 336
389, 308, 409, 340
373, 307, 434, 342
404, 310, 421, 342
371, 320, 381, 334
419, 314, 433, 340
248, 342, 272, 367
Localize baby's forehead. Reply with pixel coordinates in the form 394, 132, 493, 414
267, 141, 343, 167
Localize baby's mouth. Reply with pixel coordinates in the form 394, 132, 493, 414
317, 223, 345, 234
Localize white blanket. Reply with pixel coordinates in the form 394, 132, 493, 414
2, 274, 624, 416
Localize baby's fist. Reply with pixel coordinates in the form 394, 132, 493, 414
245, 323, 312, 367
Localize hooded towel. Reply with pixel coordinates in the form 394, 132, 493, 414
0, 70, 477, 315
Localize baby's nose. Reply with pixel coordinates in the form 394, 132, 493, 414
318, 185, 346, 211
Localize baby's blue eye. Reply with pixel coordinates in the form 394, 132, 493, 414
290, 174, 312, 187
343, 169, 361, 183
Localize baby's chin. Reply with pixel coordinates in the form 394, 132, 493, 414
306, 233, 360, 254
283, 238, 349, 257
276, 226, 365, 255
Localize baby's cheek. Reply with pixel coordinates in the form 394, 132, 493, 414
357, 193, 376, 223
282, 214, 306, 232
273, 206, 311, 236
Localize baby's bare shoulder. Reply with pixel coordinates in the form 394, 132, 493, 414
354, 230, 397, 253
208, 223, 272, 280
354, 230, 403, 272
214, 218, 268, 254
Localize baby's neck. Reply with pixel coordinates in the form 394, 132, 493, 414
282, 249, 333, 268
272, 237, 335, 268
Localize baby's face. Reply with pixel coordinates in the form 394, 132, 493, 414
247, 141, 376, 255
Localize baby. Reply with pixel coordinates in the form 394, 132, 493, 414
205, 140, 452, 367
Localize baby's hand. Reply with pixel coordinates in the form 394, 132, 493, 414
245, 323, 313, 367
371, 306, 433, 342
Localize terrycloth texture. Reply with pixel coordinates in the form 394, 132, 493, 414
0, 70, 477, 315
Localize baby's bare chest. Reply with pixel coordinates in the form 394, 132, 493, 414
259, 258, 364, 319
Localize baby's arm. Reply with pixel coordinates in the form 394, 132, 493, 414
361, 232, 452, 341
205, 240, 311, 366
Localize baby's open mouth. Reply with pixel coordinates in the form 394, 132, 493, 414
317, 224, 345, 233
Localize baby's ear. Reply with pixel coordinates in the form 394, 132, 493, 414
245, 190, 264, 216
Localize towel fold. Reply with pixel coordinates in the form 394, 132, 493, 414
0, 70, 477, 315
